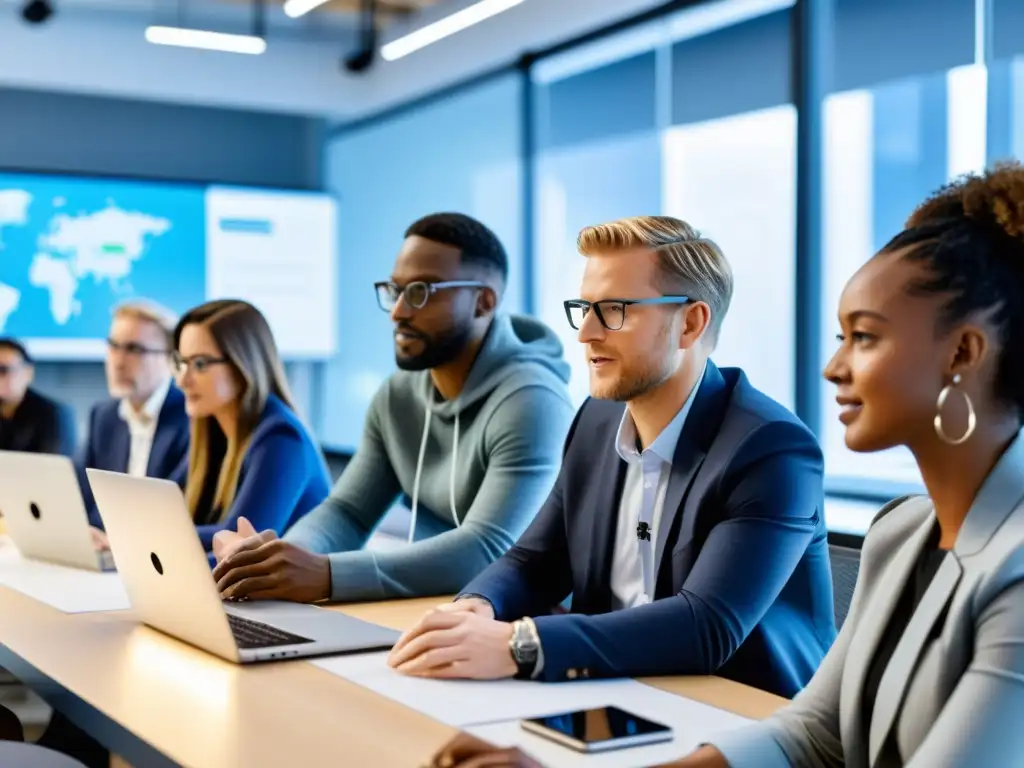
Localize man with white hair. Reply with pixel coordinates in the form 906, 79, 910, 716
77, 300, 190, 531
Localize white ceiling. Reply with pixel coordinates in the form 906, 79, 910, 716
0, 0, 436, 38
0, 0, 669, 118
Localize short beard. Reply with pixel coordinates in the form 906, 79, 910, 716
594, 358, 676, 402
395, 322, 474, 371
591, 318, 678, 402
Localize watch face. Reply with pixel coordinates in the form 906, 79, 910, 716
517, 622, 532, 642
511, 622, 538, 666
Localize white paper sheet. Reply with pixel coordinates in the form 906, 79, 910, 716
0, 546, 129, 613
466, 685, 752, 768
313, 651, 751, 744
0, 537, 21, 564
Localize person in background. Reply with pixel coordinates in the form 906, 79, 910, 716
210, 212, 574, 604
174, 299, 330, 556
0, 337, 75, 456
42, 302, 189, 768
387, 215, 835, 698
78, 301, 189, 538
677, 164, 1024, 767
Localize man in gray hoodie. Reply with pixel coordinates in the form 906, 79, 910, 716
211, 213, 575, 604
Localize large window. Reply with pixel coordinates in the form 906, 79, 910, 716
820, 0, 980, 494
320, 73, 525, 450
320, 0, 1010, 535
992, 0, 1024, 163
532, 4, 796, 410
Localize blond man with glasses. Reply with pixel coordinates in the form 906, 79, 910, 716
388, 216, 835, 698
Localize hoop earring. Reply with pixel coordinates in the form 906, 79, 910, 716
934, 373, 977, 445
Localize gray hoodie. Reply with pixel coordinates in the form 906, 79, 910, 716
284, 313, 575, 602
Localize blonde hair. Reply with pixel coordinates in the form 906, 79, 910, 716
114, 299, 178, 349
174, 300, 295, 524
577, 216, 734, 346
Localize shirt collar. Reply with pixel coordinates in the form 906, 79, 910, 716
615, 362, 707, 465
119, 377, 171, 428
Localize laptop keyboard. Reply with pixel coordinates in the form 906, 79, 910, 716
226, 613, 314, 650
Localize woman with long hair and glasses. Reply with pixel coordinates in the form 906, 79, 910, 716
173, 299, 331, 558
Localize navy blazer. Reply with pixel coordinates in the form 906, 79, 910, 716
78, 384, 190, 528
193, 394, 331, 553
462, 362, 836, 697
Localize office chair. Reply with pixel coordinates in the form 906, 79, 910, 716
0, 702, 22, 741
0, 742, 88, 766
827, 531, 863, 630
0, 705, 89, 766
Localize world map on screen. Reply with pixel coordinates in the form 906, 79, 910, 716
0, 174, 206, 340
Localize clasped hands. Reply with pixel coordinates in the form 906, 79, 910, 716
386, 597, 519, 681
209, 517, 331, 603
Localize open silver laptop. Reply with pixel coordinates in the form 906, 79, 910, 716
86, 468, 401, 663
0, 451, 114, 572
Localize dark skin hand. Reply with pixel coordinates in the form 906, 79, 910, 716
425, 734, 544, 768
654, 745, 730, 767
212, 531, 332, 603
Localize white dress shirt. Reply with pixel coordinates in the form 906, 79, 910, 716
610, 365, 705, 609
521, 365, 707, 678
118, 377, 171, 478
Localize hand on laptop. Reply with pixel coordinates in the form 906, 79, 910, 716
211, 517, 262, 563
212, 529, 331, 604
89, 527, 109, 551
386, 605, 516, 680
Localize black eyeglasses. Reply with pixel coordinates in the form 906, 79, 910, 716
107, 338, 168, 357
374, 280, 486, 312
172, 353, 230, 375
563, 296, 691, 331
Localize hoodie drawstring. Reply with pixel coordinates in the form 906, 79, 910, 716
449, 411, 460, 528
408, 407, 461, 544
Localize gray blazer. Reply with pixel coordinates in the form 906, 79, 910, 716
710, 431, 1024, 767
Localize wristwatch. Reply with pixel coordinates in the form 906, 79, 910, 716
509, 618, 540, 679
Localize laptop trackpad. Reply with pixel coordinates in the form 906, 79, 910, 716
224, 600, 398, 643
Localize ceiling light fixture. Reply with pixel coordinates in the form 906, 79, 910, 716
343, 0, 378, 72
283, 0, 331, 19
144, 26, 267, 54
381, 0, 526, 62
145, 0, 267, 55
21, 0, 54, 24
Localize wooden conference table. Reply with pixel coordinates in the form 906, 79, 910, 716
0, 585, 788, 768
